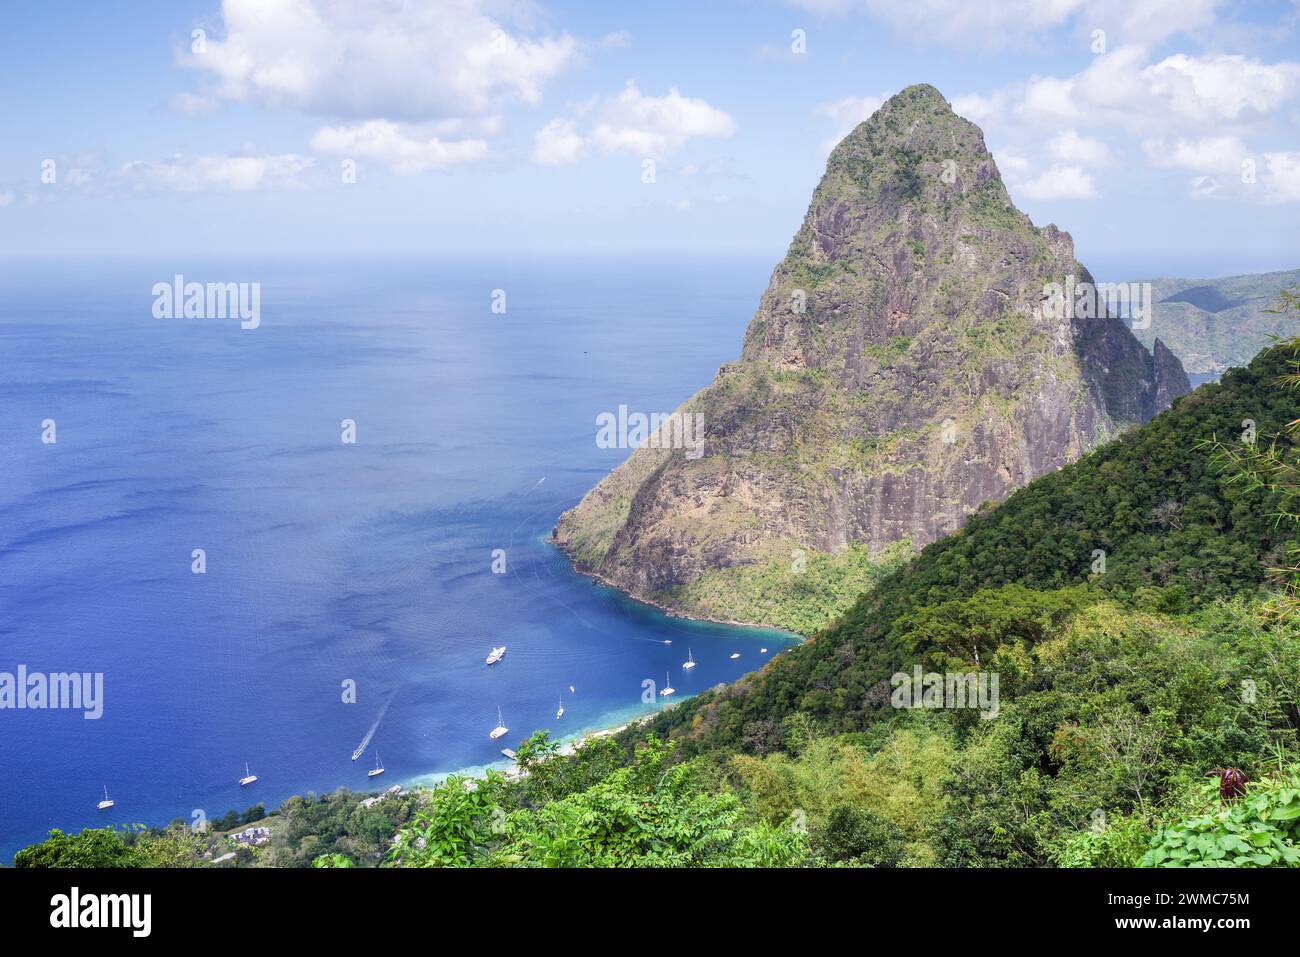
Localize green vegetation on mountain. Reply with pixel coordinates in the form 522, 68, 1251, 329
658, 539, 912, 633
642, 344, 1299, 757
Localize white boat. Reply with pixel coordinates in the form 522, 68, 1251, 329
556, 693, 565, 720
97, 785, 114, 811
351, 744, 366, 761
730, 652, 740, 659
761, 647, 768, 653
663, 639, 672, 645
239, 762, 258, 787
489, 706, 509, 741
501, 748, 516, 760
659, 672, 675, 697
367, 752, 385, 778
486, 645, 506, 665
569, 684, 575, 693
682, 648, 696, 669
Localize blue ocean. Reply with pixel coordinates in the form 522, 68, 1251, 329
0, 255, 798, 860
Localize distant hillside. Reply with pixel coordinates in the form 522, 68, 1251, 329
1128, 269, 1300, 374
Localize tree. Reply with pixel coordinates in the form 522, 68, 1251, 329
815, 803, 906, 866
13, 828, 146, 868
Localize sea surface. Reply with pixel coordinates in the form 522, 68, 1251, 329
0, 255, 798, 860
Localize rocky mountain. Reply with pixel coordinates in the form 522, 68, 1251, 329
554, 84, 1189, 628
1126, 269, 1300, 375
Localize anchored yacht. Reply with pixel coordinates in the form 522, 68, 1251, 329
489, 706, 509, 741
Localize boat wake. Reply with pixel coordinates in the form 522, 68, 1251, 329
351, 691, 396, 761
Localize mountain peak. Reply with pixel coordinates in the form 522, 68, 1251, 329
554, 85, 1189, 628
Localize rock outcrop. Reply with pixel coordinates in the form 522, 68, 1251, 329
554, 84, 1189, 618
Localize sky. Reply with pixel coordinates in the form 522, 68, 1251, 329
2, 0, 1299, 277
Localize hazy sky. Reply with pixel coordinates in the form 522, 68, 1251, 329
3, 0, 1299, 277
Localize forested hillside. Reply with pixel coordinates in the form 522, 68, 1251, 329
645, 344, 1299, 756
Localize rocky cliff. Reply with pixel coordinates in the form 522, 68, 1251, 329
554, 84, 1189, 627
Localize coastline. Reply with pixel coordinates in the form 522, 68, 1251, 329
403, 707, 669, 789
6, 530, 800, 860
546, 533, 810, 639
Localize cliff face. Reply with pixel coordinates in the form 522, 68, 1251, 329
554, 84, 1189, 618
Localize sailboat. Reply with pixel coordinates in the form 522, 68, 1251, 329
730, 652, 740, 659
682, 648, 696, 669
486, 645, 506, 665
239, 762, 258, 787
489, 706, 509, 741
97, 785, 114, 811
659, 671, 676, 697
368, 752, 385, 778
556, 693, 565, 720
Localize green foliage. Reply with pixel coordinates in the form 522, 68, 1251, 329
389, 772, 509, 867
729, 725, 952, 866
388, 736, 807, 868
1049, 811, 1155, 868
816, 803, 907, 866
13, 828, 146, 868
1142, 763, 1300, 867
133, 825, 207, 867
1206, 330, 1300, 613
270, 788, 420, 867
657, 539, 911, 635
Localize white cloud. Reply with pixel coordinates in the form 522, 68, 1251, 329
951, 92, 1000, 123
310, 120, 488, 173
787, 0, 1085, 50
1141, 135, 1247, 174
1142, 53, 1300, 125
1016, 164, 1097, 200
532, 118, 589, 165
783, 0, 1224, 51
1012, 49, 1300, 133
1141, 137, 1300, 203
532, 82, 735, 165
120, 153, 316, 191
183, 0, 579, 120
951, 43, 1300, 205
1047, 129, 1113, 167
1262, 152, 1300, 204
